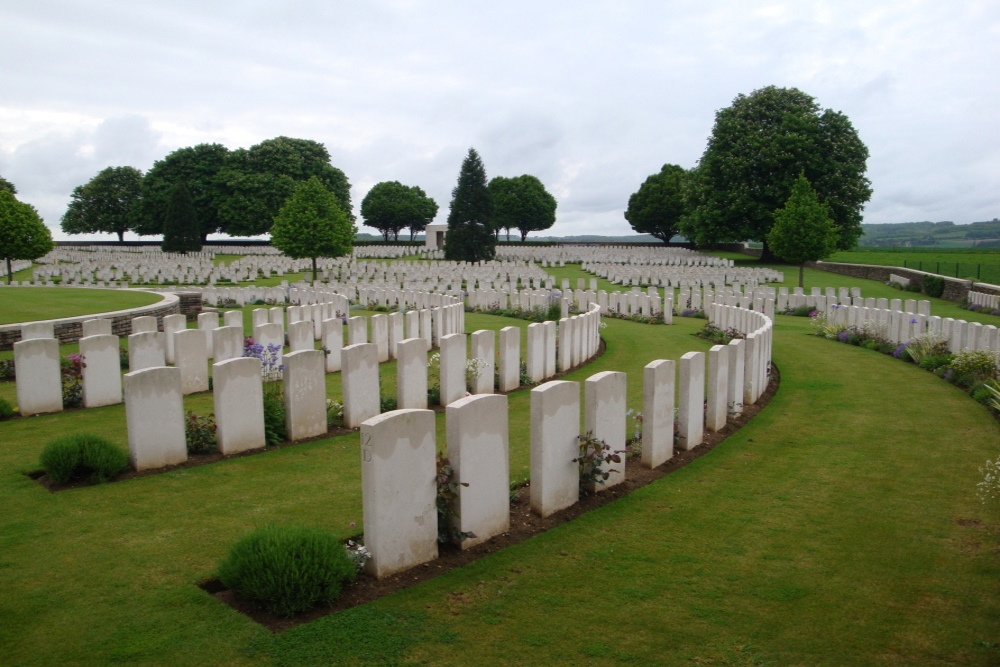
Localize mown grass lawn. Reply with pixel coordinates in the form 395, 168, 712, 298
0, 262, 998, 664
0, 287, 164, 325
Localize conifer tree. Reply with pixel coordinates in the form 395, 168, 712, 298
161, 183, 202, 253
444, 148, 495, 263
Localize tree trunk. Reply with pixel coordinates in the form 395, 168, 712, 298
520, 229, 528, 242
312, 257, 318, 283
117, 230, 125, 243
758, 238, 779, 263
5, 258, 11, 285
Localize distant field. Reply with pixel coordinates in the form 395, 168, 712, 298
0, 288, 163, 325
826, 248, 1000, 283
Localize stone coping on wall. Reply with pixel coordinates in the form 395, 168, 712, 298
0, 289, 179, 350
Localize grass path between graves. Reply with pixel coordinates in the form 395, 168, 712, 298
0, 287, 164, 325
0, 264, 999, 664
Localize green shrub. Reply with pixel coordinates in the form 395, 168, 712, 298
0, 398, 14, 420
217, 524, 356, 617
904, 283, 922, 292
185, 413, 217, 454
922, 275, 945, 298
919, 354, 954, 371
262, 382, 287, 446
947, 350, 999, 388
380, 395, 398, 413
0, 358, 15, 381
39, 434, 129, 485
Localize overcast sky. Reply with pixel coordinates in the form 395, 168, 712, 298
2, 0, 998, 241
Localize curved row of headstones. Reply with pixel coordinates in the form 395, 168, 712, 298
357, 301, 774, 578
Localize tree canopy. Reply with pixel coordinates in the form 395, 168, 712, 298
488, 174, 557, 242
61, 166, 144, 242
360, 181, 438, 242
682, 86, 871, 259
217, 137, 352, 237
270, 176, 355, 281
444, 148, 495, 263
624, 164, 687, 244
133, 144, 229, 240
161, 183, 202, 254
767, 174, 840, 287
0, 189, 54, 284
0, 175, 16, 195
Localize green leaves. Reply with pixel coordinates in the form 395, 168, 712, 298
271, 176, 355, 279
624, 164, 687, 243
683, 85, 871, 255
0, 189, 53, 282
361, 180, 438, 242
489, 174, 557, 242
767, 174, 839, 286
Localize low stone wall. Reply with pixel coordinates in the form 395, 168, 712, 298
0, 291, 180, 351
807, 261, 974, 302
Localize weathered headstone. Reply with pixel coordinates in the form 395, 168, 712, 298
361, 409, 438, 578
124, 367, 186, 471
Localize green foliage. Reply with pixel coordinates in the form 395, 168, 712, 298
61, 166, 143, 242
946, 350, 999, 388
767, 175, 839, 287
444, 148, 496, 262
922, 275, 945, 297
217, 523, 357, 617
0, 174, 16, 194
0, 397, 14, 420
60, 354, 84, 409
0, 358, 15, 381
262, 382, 287, 447
379, 395, 398, 413
683, 85, 871, 257
270, 176, 355, 281
0, 189, 54, 284
360, 181, 438, 242
185, 413, 217, 454
488, 174, 557, 242
624, 164, 687, 243
435, 456, 473, 544
161, 183, 202, 253
39, 434, 130, 485
217, 137, 353, 237
133, 143, 229, 239
574, 431, 623, 496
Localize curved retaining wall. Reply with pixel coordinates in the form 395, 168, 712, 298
0, 290, 180, 351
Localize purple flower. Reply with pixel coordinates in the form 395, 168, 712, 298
910, 318, 918, 324
837, 330, 851, 343
892, 344, 907, 358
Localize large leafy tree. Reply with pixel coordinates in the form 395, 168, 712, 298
767, 174, 839, 287
0, 175, 16, 195
0, 190, 54, 284
683, 86, 871, 260
271, 176, 355, 281
61, 166, 143, 242
217, 137, 352, 237
133, 144, 229, 241
360, 181, 438, 242
444, 148, 495, 262
161, 183, 202, 253
624, 164, 687, 244
489, 174, 557, 242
